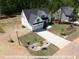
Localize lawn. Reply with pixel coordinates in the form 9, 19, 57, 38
29, 44, 58, 56
48, 24, 79, 41
67, 30, 79, 41
20, 32, 59, 56
48, 24, 69, 36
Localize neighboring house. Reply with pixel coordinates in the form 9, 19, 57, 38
21, 8, 51, 31
77, 13, 79, 16
53, 7, 76, 22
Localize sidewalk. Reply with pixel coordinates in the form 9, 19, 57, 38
36, 30, 71, 49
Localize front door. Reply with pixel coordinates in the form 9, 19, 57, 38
43, 21, 48, 29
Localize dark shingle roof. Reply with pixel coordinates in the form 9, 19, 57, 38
61, 7, 74, 16
22, 8, 49, 25
29, 13, 37, 25
53, 6, 74, 18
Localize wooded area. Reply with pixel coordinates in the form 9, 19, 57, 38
0, 0, 79, 15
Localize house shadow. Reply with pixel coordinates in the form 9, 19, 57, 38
33, 28, 46, 32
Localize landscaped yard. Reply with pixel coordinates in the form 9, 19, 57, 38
20, 32, 59, 56
48, 24, 69, 36
48, 24, 79, 41
29, 44, 58, 56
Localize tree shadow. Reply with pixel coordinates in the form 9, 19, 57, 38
0, 15, 16, 20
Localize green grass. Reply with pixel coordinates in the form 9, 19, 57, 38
48, 24, 78, 41
20, 32, 45, 46
20, 32, 59, 56
29, 44, 59, 56
67, 30, 79, 41
48, 24, 68, 35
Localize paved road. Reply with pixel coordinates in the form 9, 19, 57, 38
36, 30, 71, 49
52, 37, 79, 59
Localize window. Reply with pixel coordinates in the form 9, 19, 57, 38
37, 19, 40, 22
33, 22, 43, 25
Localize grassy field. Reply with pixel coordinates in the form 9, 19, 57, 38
20, 32, 59, 56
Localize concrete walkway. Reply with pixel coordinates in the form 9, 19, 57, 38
36, 31, 71, 49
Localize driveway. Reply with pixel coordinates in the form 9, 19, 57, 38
36, 30, 71, 49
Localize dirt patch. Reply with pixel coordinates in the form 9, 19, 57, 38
0, 15, 33, 56
0, 27, 5, 33
0, 15, 21, 32
0, 26, 31, 56
0, 15, 20, 24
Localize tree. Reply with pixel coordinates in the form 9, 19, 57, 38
47, 0, 62, 13
0, 0, 21, 14
0, 0, 48, 15
0, 0, 79, 15
60, 0, 74, 7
